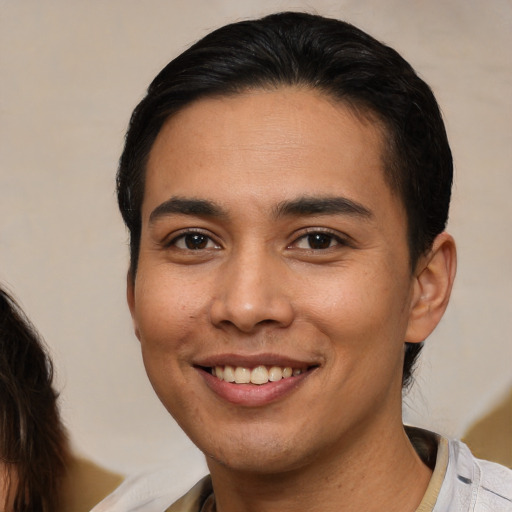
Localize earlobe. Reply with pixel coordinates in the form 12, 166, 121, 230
405, 232, 457, 344
126, 273, 141, 341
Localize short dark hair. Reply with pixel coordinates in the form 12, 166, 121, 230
0, 287, 69, 511
117, 11, 453, 387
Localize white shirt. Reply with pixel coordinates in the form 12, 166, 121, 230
91, 431, 512, 512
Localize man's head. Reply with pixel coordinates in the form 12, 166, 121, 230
121, 12, 457, 475
118, 12, 453, 388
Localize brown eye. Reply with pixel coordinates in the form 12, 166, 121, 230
307, 233, 333, 249
185, 234, 209, 249
294, 232, 338, 250
172, 233, 218, 250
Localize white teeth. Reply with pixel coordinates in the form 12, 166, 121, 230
234, 367, 251, 384
223, 365, 235, 382
268, 366, 283, 382
250, 366, 269, 385
282, 367, 293, 378
212, 365, 306, 384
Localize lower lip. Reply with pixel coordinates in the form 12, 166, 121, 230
198, 368, 313, 407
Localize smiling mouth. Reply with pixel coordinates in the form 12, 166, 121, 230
206, 365, 314, 385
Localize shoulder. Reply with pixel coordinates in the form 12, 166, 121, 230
475, 456, 512, 509
165, 477, 213, 512
442, 438, 512, 511
89, 465, 208, 512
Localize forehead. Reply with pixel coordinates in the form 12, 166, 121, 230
144, 88, 399, 219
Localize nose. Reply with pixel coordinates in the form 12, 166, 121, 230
209, 247, 294, 333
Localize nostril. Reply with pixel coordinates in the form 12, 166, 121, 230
257, 319, 280, 326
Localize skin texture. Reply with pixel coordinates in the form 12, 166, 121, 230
128, 88, 456, 512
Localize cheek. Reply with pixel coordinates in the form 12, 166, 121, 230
301, 264, 412, 349
134, 278, 202, 409
134, 271, 209, 354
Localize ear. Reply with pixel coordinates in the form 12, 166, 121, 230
405, 232, 457, 344
126, 272, 141, 341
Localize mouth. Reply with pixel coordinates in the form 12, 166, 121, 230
195, 359, 319, 406
206, 364, 312, 385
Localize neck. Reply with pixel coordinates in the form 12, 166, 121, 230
207, 420, 432, 512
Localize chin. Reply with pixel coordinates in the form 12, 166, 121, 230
201, 431, 317, 476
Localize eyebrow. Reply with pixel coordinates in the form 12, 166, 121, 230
149, 197, 225, 224
273, 196, 373, 219
148, 195, 373, 225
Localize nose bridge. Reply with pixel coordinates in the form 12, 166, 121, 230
210, 242, 293, 332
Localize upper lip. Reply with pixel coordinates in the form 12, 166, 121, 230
194, 352, 320, 369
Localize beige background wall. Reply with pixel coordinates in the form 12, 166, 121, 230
1, 0, 511, 486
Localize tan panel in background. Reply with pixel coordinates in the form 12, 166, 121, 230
463, 388, 512, 469
60, 457, 124, 512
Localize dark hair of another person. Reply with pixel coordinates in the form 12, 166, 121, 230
116, 11, 453, 388
0, 288, 68, 512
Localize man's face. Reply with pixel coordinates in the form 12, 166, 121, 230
129, 88, 419, 474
